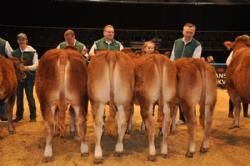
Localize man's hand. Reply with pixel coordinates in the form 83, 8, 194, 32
20, 65, 29, 72
81, 48, 87, 56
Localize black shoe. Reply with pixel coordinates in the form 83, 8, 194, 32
0, 116, 8, 121
13, 117, 23, 122
243, 112, 249, 118
30, 118, 36, 122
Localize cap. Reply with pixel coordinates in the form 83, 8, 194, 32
17, 33, 28, 40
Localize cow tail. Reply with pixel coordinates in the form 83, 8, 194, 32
105, 51, 118, 137
106, 102, 118, 137
199, 63, 207, 128
158, 57, 164, 125
56, 54, 68, 136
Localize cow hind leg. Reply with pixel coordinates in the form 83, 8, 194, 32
232, 102, 241, 128
228, 90, 241, 128
183, 104, 197, 158
72, 105, 89, 157
200, 104, 214, 153
157, 102, 163, 136
126, 104, 134, 134
5, 95, 15, 134
93, 103, 105, 164
142, 103, 156, 161
141, 105, 157, 133
160, 103, 171, 158
141, 120, 146, 133
139, 106, 146, 133
199, 104, 205, 128
69, 107, 76, 137
105, 103, 117, 137
43, 105, 56, 162
115, 104, 128, 156
170, 105, 178, 135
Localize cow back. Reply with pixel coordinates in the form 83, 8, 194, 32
176, 58, 217, 105
35, 49, 88, 117
134, 54, 176, 103
88, 50, 135, 104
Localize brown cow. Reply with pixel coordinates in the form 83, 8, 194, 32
172, 58, 217, 157
35, 48, 88, 162
225, 35, 250, 128
122, 49, 162, 134
0, 56, 26, 135
134, 54, 176, 160
88, 50, 135, 164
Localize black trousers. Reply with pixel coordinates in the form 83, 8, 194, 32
229, 99, 248, 114
179, 106, 186, 122
0, 102, 6, 117
16, 79, 36, 119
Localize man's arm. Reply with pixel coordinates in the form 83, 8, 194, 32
25, 52, 38, 71
192, 45, 202, 58
226, 51, 233, 66
89, 43, 96, 57
81, 45, 88, 57
5, 41, 13, 58
120, 43, 124, 51
170, 44, 176, 61
56, 42, 62, 49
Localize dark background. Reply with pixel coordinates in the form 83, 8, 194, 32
1, 0, 250, 62
3, 0, 250, 30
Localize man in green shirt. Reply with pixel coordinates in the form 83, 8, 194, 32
57, 29, 88, 58
89, 25, 124, 58
170, 23, 202, 124
12, 33, 38, 122
170, 23, 202, 60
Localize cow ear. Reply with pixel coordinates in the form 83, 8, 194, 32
224, 41, 234, 50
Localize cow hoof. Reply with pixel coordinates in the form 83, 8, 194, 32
81, 152, 89, 157
170, 131, 175, 135
42, 156, 53, 163
200, 147, 209, 153
94, 157, 103, 164
234, 125, 240, 128
161, 154, 168, 159
148, 155, 157, 161
169, 129, 176, 135
8, 130, 16, 135
140, 129, 146, 135
228, 113, 234, 118
125, 130, 131, 135
114, 152, 123, 157
185, 152, 194, 158
230, 125, 239, 129
69, 131, 76, 138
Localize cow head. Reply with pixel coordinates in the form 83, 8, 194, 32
121, 48, 139, 59
235, 35, 250, 46
224, 35, 250, 51
9, 57, 27, 80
